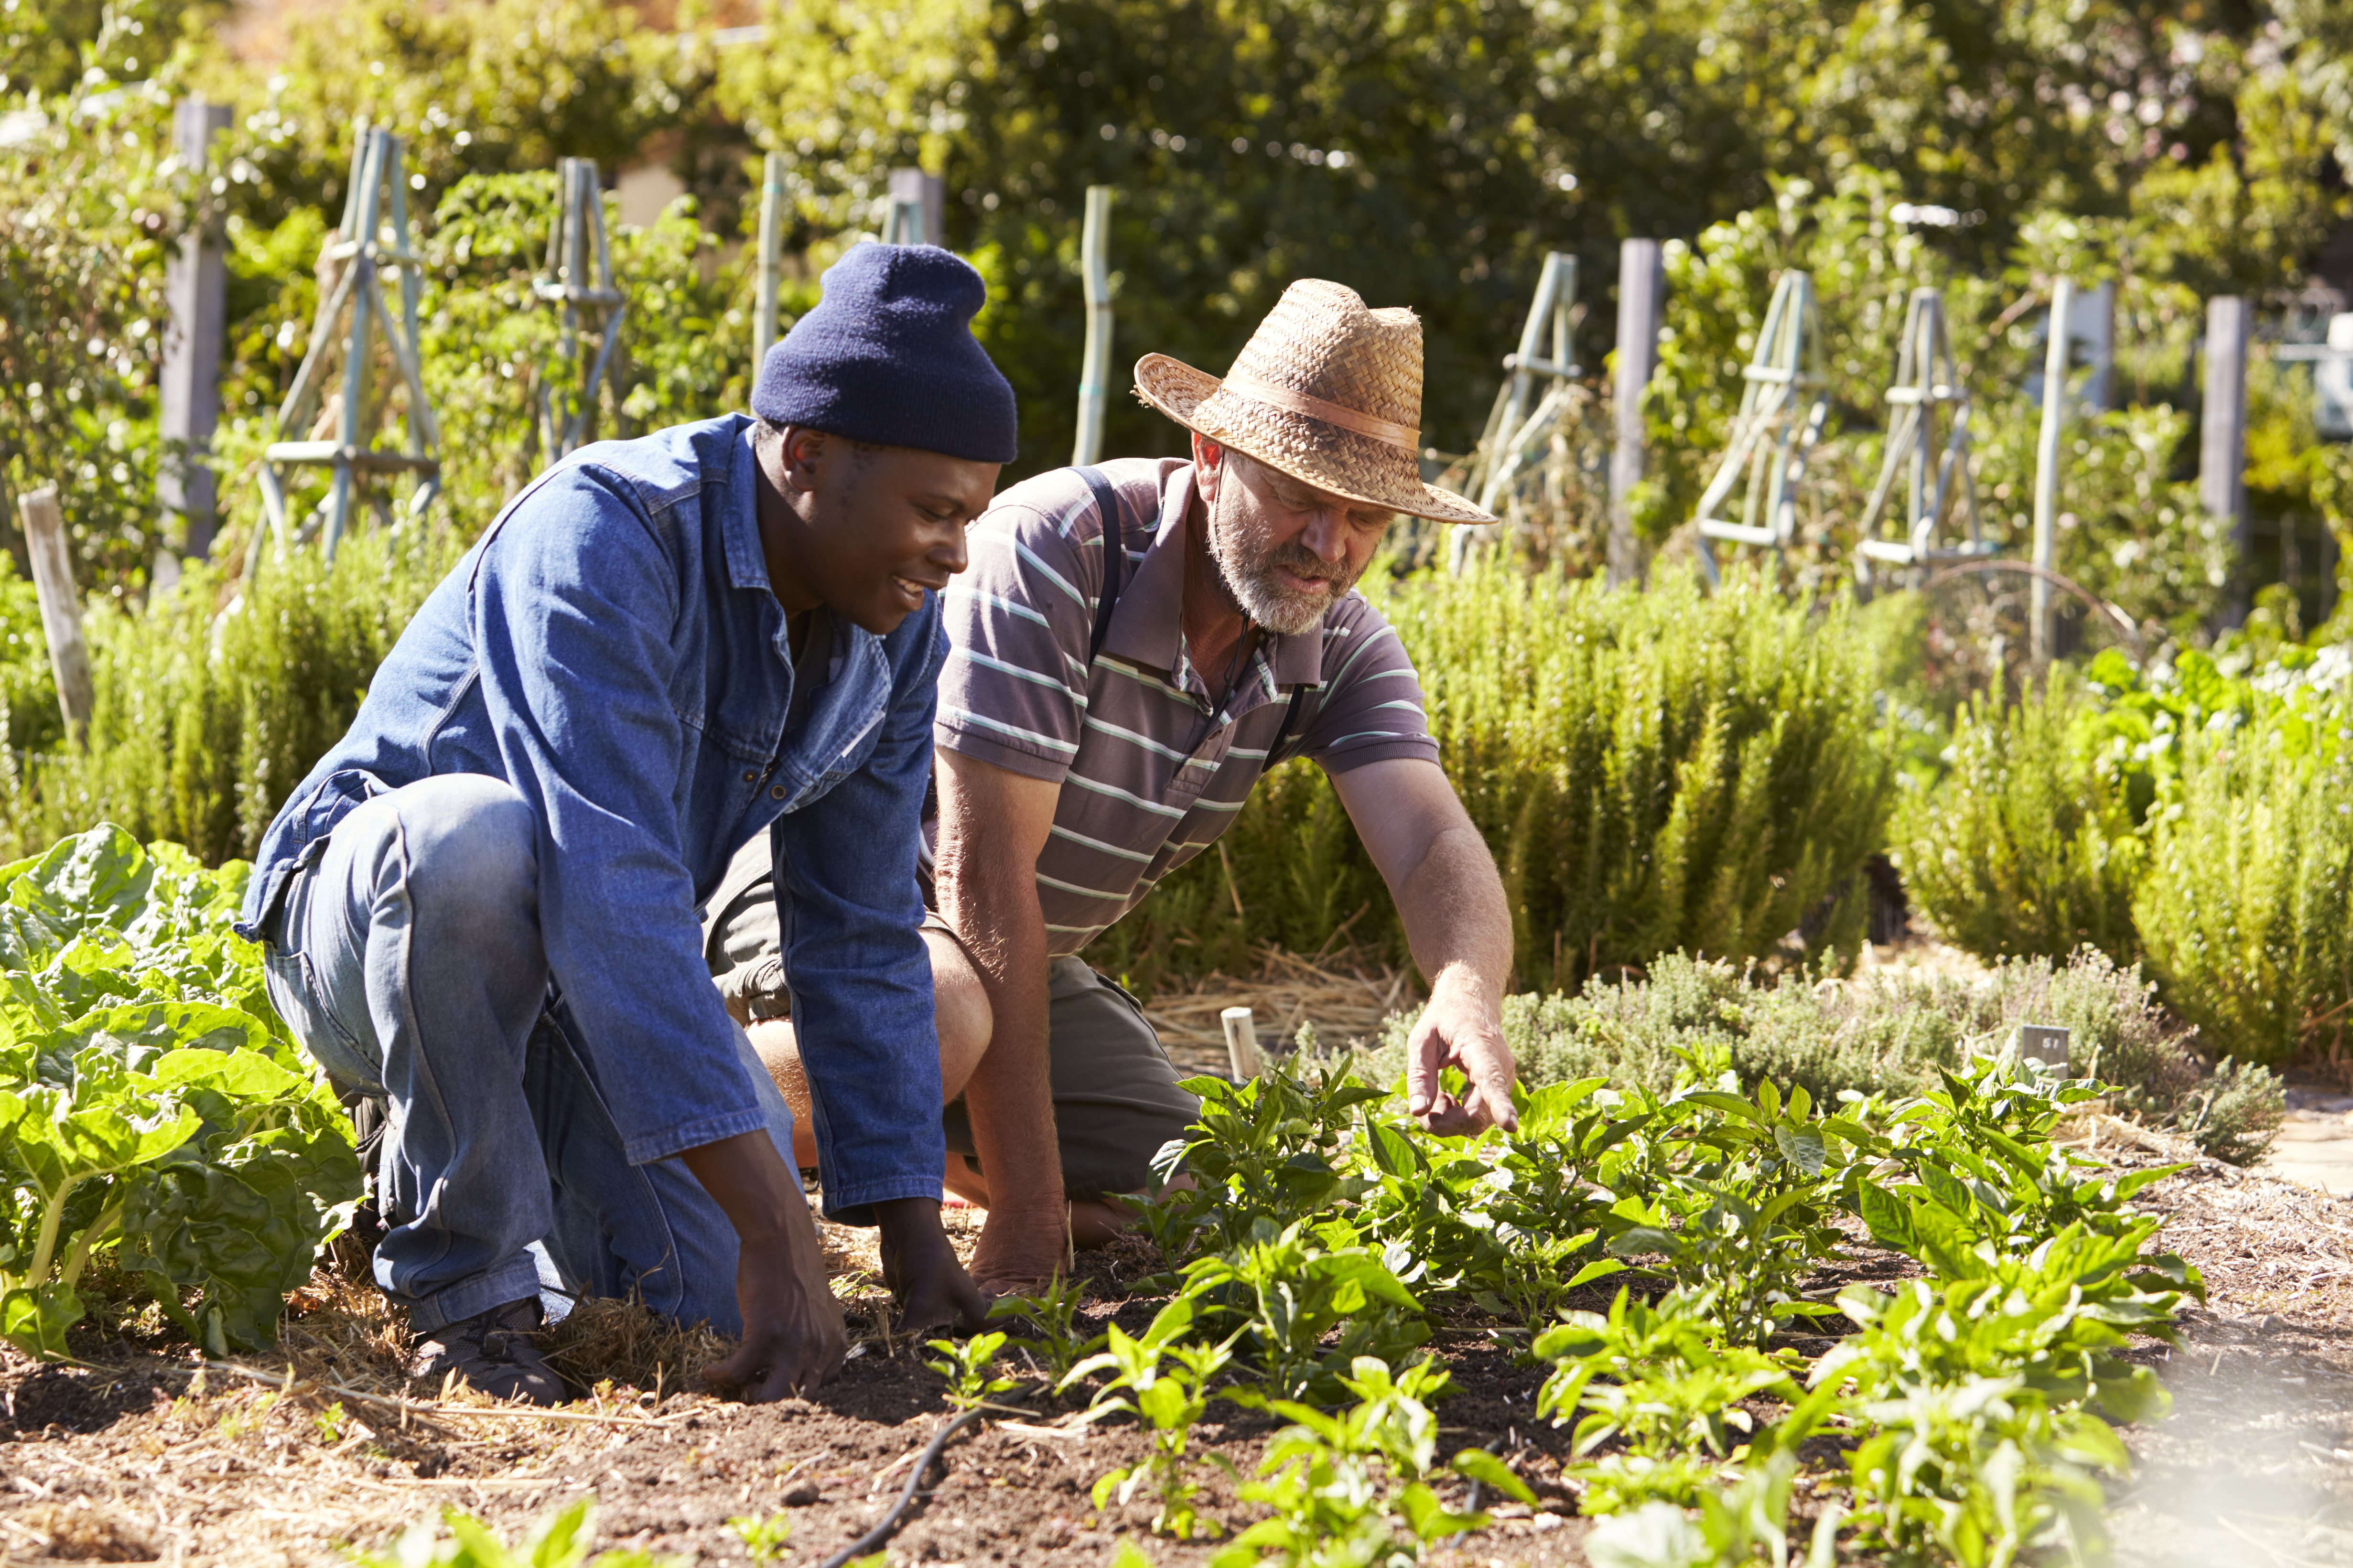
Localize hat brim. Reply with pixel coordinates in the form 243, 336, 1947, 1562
1133, 353, 1498, 526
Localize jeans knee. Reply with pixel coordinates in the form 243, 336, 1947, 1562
395, 775, 539, 928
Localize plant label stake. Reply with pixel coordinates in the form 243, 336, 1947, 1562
1454, 251, 1579, 573
1854, 287, 1994, 589
2018, 1024, 2071, 1075
531, 158, 630, 467
1221, 1007, 1262, 1081
1694, 268, 1829, 587
250, 125, 442, 574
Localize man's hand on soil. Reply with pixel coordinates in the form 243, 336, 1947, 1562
681, 1129, 848, 1401
874, 1196, 991, 1336
1404, 969, 1517, 1136
967, 1204, 1071, 1298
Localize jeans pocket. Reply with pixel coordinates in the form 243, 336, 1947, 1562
263, 945, 381, 1095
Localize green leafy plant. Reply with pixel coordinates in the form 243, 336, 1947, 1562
358, 1499, 668, 1568
1065, 1299, 1241, 1541
1142, 1063, 1386, 1262
724, 1512, 791, 1563
1213, 1356, 1525, 1568
0, 825, 361, 1357
925, 1329, 1017, 1411
987, 1271, 1106, 1381
1581, 1453, 1843, 1568
1171, 1218, 1428, 1403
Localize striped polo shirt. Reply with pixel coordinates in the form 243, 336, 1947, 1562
935, 456, 1439, 956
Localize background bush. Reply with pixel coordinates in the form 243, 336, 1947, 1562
1354, 947, 2281, 1164
1092, 567, 1894, 996
1892, 672, 2144, 966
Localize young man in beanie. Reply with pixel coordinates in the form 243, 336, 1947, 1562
238, 244, 1011, 1403
707, 278, 1522, 1292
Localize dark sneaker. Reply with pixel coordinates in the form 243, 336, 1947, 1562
413, 1298, 566, 1406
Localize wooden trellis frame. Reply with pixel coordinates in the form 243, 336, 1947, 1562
1450, 250, 1579, 573
1694, 269, 1829, 586
1855, 287, 1993, 585
532, 157, 629, 466
250, 126, 440, 570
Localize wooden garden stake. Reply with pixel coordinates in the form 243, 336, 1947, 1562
753, 151, 787, 371
2202, 296, 2251, 625
2030, 277, 2073, 666
531, 158, 629, 465
1072, 185, 1114, 467
17, 488, 92, 749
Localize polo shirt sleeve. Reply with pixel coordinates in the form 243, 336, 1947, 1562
933, 494, 1100, 784
1298, 592, 1442, 774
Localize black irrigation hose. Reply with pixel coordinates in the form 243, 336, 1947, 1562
817, 1406, 989, 1568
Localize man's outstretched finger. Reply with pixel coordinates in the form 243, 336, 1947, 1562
1404, 1019, 1445, 1117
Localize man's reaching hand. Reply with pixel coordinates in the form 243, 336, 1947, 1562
874, 1196, 992, 1336
1403, 967, 1517, 1136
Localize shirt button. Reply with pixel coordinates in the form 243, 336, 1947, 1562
770, 784, 787, 800
743, 770, 756, 783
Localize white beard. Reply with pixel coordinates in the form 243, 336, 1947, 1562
1205, 486, 1350, 637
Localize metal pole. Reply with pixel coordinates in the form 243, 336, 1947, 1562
1072, 184, 1113, 467
2202, 295, 2251, 626
2030, 277, 2072, 667
1609, 238, 1662, 588
159, 97, 231, 577
754, 152, 786, 372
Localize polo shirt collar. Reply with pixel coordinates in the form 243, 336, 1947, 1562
1099, 462, 1325, 689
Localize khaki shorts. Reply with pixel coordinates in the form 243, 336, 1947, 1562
702, 842, 1200, 1199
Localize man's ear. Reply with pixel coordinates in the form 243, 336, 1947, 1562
777, 426, 830, 496
1190, 433, 1226, 501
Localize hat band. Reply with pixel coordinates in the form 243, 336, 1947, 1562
1219, 371, 1420, 451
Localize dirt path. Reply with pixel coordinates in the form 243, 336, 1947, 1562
2265, 1082, 2353, 1199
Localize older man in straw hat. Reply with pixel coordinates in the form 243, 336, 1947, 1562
703, 278, 1518, 1290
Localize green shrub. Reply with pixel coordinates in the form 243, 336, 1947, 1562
0, 529, 463, 866
1892, 671, 2144, 965
1356, 947, 2282, 1163
2133, 691, 2353, 1066
1095, 567, 1894, 996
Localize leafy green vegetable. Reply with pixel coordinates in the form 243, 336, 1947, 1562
0, 826, 360, 1358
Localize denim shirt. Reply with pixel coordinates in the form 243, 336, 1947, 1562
237, 414, 945, 1222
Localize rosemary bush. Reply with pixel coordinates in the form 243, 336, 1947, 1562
2133, 693, 2353, 1066
0, 529, 462, 865
1093, 567, 1894, 996
1890, 671, 2144, 965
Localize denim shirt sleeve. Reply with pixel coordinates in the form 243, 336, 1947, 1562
472, 471, 766, 1166
777, 601, 949, 1224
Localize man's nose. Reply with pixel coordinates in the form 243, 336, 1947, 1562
1298, 509, 1349, 564
935, 530, 970, 576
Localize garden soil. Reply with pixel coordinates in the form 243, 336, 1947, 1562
4, 1103, 2351, 1565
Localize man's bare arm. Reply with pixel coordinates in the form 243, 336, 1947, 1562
932, 747, 1068, 1291
1329, 757, 1517, 1132
684, 1129, 848, 1399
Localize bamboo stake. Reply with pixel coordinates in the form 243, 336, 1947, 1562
754, 151, 786, 371
1072, 185, 1113, 467
2031, 277, 2073, 666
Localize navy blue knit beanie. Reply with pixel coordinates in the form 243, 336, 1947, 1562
752, 243, 1017, 464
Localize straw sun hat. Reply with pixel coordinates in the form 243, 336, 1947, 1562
1133, 279, 1498, 526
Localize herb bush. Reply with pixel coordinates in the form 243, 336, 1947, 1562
0, 824, 361, 1359
1094, 567, 1894, 996
0, 529, 463, 867
1891, 671, 2144, 965
2134, 684, 2353, 1067
1898, 645, 2352, 1065
1356, 947, 2281, 1164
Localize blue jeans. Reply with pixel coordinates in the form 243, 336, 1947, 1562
260, 774, 800, 1335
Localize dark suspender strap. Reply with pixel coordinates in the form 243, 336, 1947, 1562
1263, 685, 1306, 773
1080, 465, 1125, 663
